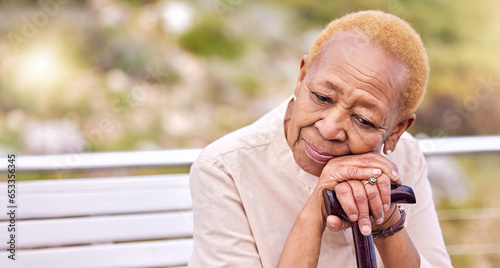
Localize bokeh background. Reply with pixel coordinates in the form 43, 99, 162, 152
1, 0, 500, 267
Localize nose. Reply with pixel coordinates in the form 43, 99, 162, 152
314, 107, 348, 141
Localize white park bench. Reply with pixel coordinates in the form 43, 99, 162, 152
0, 149, 200, 268
0, 136, 499, 267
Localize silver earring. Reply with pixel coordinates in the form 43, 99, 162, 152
386, 150, 392, 155
293, 95, 297, 101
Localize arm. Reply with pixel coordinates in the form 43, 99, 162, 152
189, 158, 262, 267
372, 205, 420, 268
277, 187, 329, 267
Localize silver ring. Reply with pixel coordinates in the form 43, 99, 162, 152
364, 176, 377, 186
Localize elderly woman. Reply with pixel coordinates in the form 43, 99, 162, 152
189, 10, 452, 267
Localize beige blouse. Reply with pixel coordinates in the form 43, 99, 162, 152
189, 98, 452, 267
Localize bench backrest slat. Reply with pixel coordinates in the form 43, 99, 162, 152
0, 211, 193, 249
0, 174, 191, 220
0, 239, 193, 267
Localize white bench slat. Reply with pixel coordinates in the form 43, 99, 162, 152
7, 174, 189, 193
0, 148, 202, 171
0, 188, 192, 220
0, 239, 193, 268
0, 175, 192, 220
0, 211, 193, 249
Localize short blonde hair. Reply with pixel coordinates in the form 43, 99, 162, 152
307, 10, 429, 117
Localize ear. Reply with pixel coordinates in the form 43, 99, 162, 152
383, 114, 416, 154
294, 55, 308, 97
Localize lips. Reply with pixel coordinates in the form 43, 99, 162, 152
304, 140, 335, 163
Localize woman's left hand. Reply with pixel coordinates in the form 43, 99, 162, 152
314, 152, 402, 236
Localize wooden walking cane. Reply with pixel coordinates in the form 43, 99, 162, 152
323, 184, 416, 268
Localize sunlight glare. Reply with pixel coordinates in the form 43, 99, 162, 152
13, 46, 68, 93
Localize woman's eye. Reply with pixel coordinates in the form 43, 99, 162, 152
354, 115, 376, 128
313, 92, 332, 104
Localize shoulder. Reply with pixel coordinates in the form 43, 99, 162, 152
194, 100, 287, 168
391, 132, 423, 163
388, 132, 427, 184
197, 125, 267, 166
397, 132, 420, 152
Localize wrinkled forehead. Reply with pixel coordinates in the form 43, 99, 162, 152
310, 31, 408, 103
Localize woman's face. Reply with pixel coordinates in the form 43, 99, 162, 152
285, 33, 410, 176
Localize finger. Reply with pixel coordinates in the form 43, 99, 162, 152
376, 174, 392, 212
356, 153, 402, 184
334, 182, 358, 222
363, 179, 384, 225
325, 164, 383, 183
347, 180, 372, 236
325, 153, 402, 185
372, 204, 398, 231
326, 215, 351, 232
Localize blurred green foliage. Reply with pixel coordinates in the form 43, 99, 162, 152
0, 0, 499, 150
234, 74, 261, 97
179, 16, 243, 59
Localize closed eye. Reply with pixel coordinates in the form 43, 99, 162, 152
312, 92, 333, 104
353, 114, 376, 129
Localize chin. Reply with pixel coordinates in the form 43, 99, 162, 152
293, 151, 325, 177
305, 166, 323, 177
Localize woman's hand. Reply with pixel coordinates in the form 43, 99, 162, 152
314, 152, 403, 236
279, 152, 409, 267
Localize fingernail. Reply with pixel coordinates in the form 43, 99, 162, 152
376, 217, 384, 224
350, 214, 358, 221
373, 169, 382, 175
384, 204, 389, 211
392, 170, 403, 183
362, 225, 370, 235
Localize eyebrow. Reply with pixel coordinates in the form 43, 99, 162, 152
310, 80, 342, 94
321, 80, 386, 115
310, 79, 384, 111
354, 98, 379, 111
